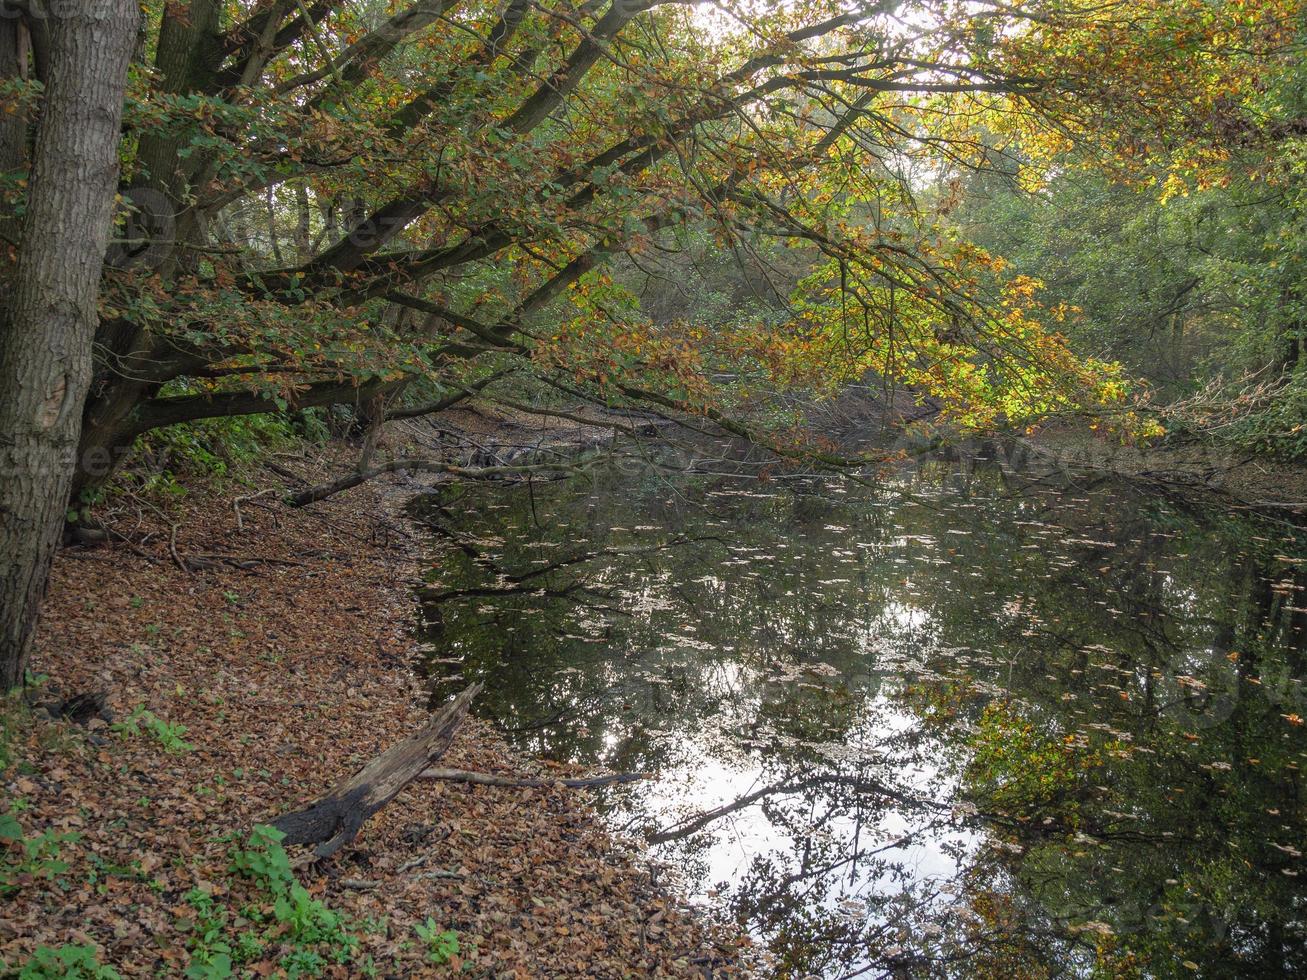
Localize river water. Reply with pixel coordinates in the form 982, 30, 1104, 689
415, 445, 1307, 978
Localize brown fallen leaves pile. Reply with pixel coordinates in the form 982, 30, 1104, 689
0, 457, 750, 977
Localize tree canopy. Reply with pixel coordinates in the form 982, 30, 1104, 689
6, 0, 1296, 493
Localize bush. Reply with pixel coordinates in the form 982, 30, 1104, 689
1219, 376, 1307, 460
106, 405, 331, 503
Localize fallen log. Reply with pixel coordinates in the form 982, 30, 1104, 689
269, 683, 481, 860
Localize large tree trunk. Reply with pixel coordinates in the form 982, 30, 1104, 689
0, 0, 138, 689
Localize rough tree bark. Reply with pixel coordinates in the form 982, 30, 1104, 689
0, 0, 139, 689
270, 684, 481, 859
135, 0, 222, 263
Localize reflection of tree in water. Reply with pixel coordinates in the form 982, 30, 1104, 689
914, 475, 1307, 977
414, 458, 1307, 977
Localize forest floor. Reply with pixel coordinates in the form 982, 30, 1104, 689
0, 438, 750, 977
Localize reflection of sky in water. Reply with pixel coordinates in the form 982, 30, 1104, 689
634, 693, 978, 908
418, 457, 1307, 976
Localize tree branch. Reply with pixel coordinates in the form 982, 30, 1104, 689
418, 768, 646, 789
287, 457, 588, 507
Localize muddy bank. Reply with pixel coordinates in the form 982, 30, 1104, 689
1019, 427, 1307, 513
271, 402, 667, 510
0, 446, 749, 976
407, 398, 1307, 519
395, 402, 659, 468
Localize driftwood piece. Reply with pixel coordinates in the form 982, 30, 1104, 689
270, 683, 481, 859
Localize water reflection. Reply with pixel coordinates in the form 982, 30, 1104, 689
415, 451, 1307, 977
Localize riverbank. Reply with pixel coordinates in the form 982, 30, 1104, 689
1018, 426, 1307, 513
0, 445, 749, 976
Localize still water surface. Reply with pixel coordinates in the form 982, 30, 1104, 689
417, 449, 1307, 977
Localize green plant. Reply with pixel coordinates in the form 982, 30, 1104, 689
110, 706, 194, 754
0, 698, 22, 773
215, 826, 361, 975
17, 944, 120, 979
182, 887, 238, 979
120, 407, 316, 499
1217, 376, 1307, 461
180, 882, 278, 978
182, 955, 232, 980
65, 484, 108, 529
228, 824, 293, 890
277, 949, 328, 978
84, 853, 146, 894
172, 828, 424, 978
1, 807, 79, 898
414, 919, 460, 966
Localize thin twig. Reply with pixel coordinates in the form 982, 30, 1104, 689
168, 523, 188, 575
233, 488, 280, 532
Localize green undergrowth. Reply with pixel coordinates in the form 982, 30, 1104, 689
3, 821, 466, 978
181, 825, 367, 979
1, 693, 464, 978
110, 705, 194, 754
73, 408, 333, 520
13, 943, 122, 979
1213, 378, 1307, 461
1154, 374, 1307, 463
180, 825, 465, 978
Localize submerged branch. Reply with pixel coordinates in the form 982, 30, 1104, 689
287, 457, 586, 506
418, 768, 646, 789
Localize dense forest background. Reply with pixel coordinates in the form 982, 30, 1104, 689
1, 0, 1304, 676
